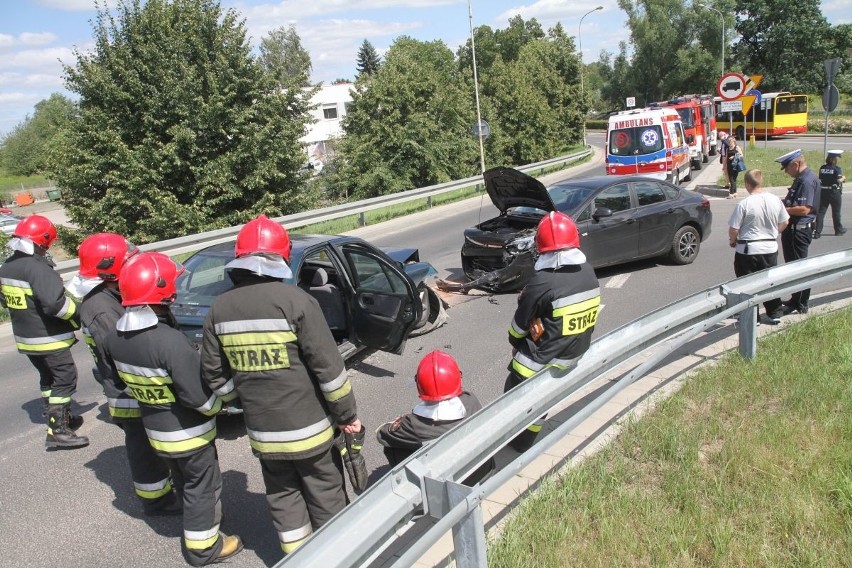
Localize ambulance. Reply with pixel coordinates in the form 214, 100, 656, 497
605, 107, 692, 185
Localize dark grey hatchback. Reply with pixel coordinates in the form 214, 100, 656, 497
460, 167, 713, 292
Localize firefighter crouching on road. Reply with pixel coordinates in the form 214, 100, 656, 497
506, 211, 601, 452
376, 350, 495, 485
67, 234, 181, 516
200, 214, 361, 556
0, 215, 88, 449
104, 252, 242, 566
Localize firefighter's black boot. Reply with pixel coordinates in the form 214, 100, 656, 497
64, 405, 84, 430
45, 404, 89, 449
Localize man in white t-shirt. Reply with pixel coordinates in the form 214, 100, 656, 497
728, 169, 790, 324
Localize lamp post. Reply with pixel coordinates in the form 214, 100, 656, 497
468, 0, 486, 177
696, 3, 724, 77
579, 6, 603, 147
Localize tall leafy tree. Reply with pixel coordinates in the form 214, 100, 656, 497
334, 37, 478, 199
49, 0, 315, 245
260, 24, 313, 89
1, 93, 76, 176
355, 39, 381, 78
733, 0, 835, 92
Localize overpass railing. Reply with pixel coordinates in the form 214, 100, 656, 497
276, 250, 852, 568
53, 149, 592, 278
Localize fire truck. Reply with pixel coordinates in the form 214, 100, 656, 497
651, 95, 717, 171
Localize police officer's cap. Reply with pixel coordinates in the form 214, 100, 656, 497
775, 149, 802, 169
827, 149, 844, 158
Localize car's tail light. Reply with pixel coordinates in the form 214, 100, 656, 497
700, 199, 711, 209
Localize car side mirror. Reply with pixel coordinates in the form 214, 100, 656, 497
685, 134, 695, 143
592, 207, 613, 221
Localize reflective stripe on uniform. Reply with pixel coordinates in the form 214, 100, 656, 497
134, 476, 173, 500
14, 332, 76, 352
511, 351, 578, 379
184, 525, 220, 551
280, 523, 312, 553
247, 416, 334, 455
0, 278, 33, 310
194, 393, 223, 416
319, 369, 351, 402
552, 288, 601, 336
214, 319, 296, 372
508, 318, 528, 339
108, 396, 142, 419
115, 360, 176, 405
56, 296, 77, 320
145, 419, 217, 454
213, 378, 238, 402
48, 394, 72, 405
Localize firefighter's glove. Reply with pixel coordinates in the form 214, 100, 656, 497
336, 425, 369, 492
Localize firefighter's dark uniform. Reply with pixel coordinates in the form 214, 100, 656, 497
781, 166, 820, 311
0, 250, 80, 414
78, 284, 177, 513
816, 162, 845, 237
506, 263, 601, 450
104, 315, 225, 567
201, 271, 355, 555
376, 391, 495, 484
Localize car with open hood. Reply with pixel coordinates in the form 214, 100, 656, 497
458, 167, 712, 292
171, 234, 447, 362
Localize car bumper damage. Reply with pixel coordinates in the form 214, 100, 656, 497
437, 252, 534, 294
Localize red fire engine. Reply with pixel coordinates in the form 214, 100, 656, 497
651, 95, 717, 172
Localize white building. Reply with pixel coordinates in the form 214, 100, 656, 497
300, 82, 354, 165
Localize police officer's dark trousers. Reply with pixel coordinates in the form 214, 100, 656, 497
28, 350, 78, 406
781, 222, 813, 309
121, 419, 178, 512
504, 371, 547, 452
816, 186, 844, 235
734, 252, 783, 318
167, 444, 224, 566
261, 447, 347, 554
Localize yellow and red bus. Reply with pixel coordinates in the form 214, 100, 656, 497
715, 92, 808, 139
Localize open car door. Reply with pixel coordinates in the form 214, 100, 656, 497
340, 243, 420, 354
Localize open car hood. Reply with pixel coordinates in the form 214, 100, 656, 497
483, 166, 556, 214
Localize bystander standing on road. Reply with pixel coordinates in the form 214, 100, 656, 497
725, 137, 745, 198
718, 131, 732, 191
727, 169, 790, 324
776, 149, 820, 315
815, 149, 846, 238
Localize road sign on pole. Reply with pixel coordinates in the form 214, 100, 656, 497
825, 58, 842, 83
823, 84, 840, 112
717, 72, 747, 100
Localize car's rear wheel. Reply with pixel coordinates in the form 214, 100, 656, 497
669, 225, 700, 264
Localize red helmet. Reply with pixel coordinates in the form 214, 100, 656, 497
118, 252, 185, 306
13, 215, 57, 249
78, 233, 139, 281
234, 214, 291, 262
535, 211, 580, 253
415, 350, 463, 402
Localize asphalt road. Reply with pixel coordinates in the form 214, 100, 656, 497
2, 140, 851, 567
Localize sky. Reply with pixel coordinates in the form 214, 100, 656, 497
1, 0, 850, 137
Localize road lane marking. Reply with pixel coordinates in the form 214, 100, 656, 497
605, 273, 630, 289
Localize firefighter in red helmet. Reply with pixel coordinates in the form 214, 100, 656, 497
376, 350, 494, 484
200, 214, 362, 556
0, 215, 88, 448
67, 234, 180, 516
102, 252, 242, 566
505, 211, 601, 451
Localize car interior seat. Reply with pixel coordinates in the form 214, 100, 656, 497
307, 267, 347, 334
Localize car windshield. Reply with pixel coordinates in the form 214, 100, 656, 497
547, 183, 599, 215
676, 108, 695, 128
608, 125, 664, 157
175, 250, 235, 306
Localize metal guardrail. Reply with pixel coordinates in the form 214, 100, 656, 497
276, 250, 852, 567
52, 149, 592, 278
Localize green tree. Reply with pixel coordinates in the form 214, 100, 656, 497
493, 15, 545, 63
260, 24, 313, 89
49, 0, 315, 246
733, 0, 834, 92
355, 39, 381, 78
1, 93, 76, 176
334, 37, 478, 199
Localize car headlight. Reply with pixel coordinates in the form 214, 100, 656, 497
506, 235, 535, 254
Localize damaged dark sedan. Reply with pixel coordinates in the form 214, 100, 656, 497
457, 167, 712, 292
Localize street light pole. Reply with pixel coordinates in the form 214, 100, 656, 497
468, 0, 486, 177
579, 6, 603, 148
696, 3, 724, 77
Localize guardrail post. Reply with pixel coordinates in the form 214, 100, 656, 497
427, 196, 432, 208
738, 305, 757, 360
446, 481, 487, 568
359, 212, 366, 227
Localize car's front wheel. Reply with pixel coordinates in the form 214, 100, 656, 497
413, 284, 431, 329
669, 225, 700, 264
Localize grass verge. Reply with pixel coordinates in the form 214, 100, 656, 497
488, 307, 852, 567
716, 145, 828, 189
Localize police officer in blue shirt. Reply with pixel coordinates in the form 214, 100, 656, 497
775, 149, 820, 314
815, 149, 846, 238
